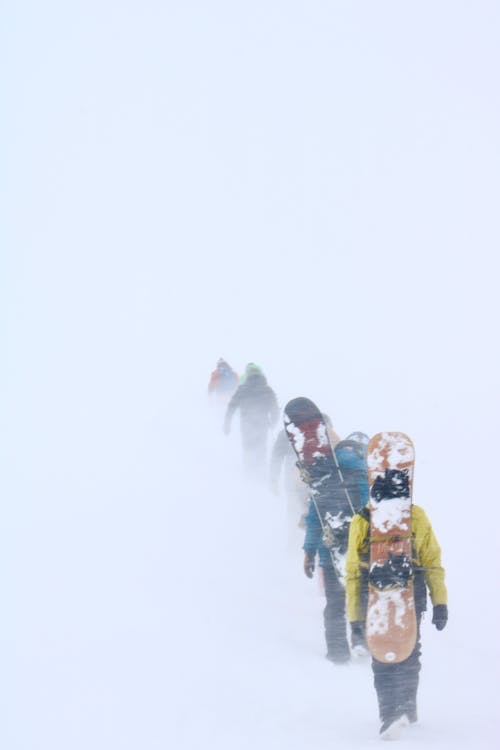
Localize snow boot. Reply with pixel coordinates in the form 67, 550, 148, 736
350, 621, 369, 657
379, 713, 409, 740
326, 650, 351, 664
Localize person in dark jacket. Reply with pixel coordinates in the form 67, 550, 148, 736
224, 367, 279, 479
303, 437, 369, 664
346, 495, 448, 738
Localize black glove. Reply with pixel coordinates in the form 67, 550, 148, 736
304, 554, 315, 579
432, 604, 448, 631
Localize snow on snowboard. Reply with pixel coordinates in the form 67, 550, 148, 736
366, 432, 417, 663
283, 397, 355, 585
283, 405, 417, 661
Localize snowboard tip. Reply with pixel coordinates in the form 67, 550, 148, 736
367, 432, 415, 472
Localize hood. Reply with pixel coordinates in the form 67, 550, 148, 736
335, 439, 367, 468
244, 372, 267, 388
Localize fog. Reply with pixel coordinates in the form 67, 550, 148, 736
2, 1, 499, 747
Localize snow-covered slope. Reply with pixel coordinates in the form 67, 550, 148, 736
5, 392, 497, 748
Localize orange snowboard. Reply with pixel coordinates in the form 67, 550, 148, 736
366, 432, 417, 663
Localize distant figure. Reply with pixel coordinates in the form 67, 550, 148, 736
238, 362, 263, 385
224, 366, 279, 479
269, 428, 309, 525
208, 358, 239, 403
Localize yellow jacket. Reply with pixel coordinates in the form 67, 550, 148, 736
345, 504, 448, 622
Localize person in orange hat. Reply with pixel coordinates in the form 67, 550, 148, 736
208, 358, 239, 403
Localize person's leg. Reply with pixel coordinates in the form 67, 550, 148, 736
322, 566, 350, 663
400, 620, 422, 722
372, 627, 422, 731
241, 429, 267, 481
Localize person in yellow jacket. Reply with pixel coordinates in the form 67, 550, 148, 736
345, 502, 448, 738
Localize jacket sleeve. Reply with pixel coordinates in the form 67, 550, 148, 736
267, 389, 280, 427
224, 388, 241, 429
413, 505, 448, 606
302, 499, 322, 557
270, 431, 288, 483
345, 514, 369, 622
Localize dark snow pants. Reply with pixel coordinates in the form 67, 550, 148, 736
322, 566, 350, 662
372, 617, 422, 723
241, 429, 268, 481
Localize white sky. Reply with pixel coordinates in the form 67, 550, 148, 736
3, 0, 499, 502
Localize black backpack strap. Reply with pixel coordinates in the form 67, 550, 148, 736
357, 505, 370, 524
